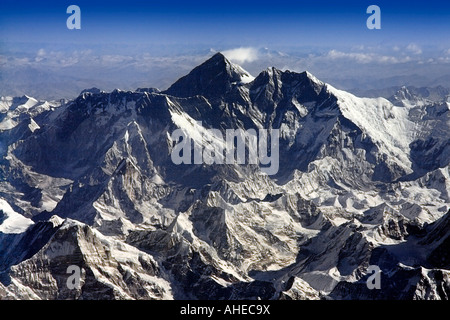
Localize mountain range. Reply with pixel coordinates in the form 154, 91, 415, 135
0, 53, 448, 300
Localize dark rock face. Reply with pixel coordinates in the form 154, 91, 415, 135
0, 53, 448, 300
164, 53, 251, 100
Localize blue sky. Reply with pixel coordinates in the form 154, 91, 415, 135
1, 0, 449, 46
1, 0, 450, 99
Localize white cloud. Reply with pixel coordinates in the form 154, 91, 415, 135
438, 56, 450, 63
406, 43, 422, 55
37, 48, 46, 56
222, 47, 259, 64
35, 48, 46, 62
326, 49, 413, 64
101, 55, 133, 64
327, 50, 374, 64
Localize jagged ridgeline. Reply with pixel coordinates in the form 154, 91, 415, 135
0, 53, 449, 300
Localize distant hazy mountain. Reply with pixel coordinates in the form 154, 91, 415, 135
349, 85, 450, 102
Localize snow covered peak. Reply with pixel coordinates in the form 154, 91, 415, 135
390, 86, 423, 107
0, 95, 59, 131
48, 215, 65, 228
388, 85, 450, 107
303, 71, 324, 87
163, 52, 254, 98
80, 87, 103, 96
214, 52, 254, 79
0, 198, 34, 234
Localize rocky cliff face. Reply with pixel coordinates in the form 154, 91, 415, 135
0, 53, 449, 300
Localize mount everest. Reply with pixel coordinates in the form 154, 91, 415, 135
0, 53, 448, 300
